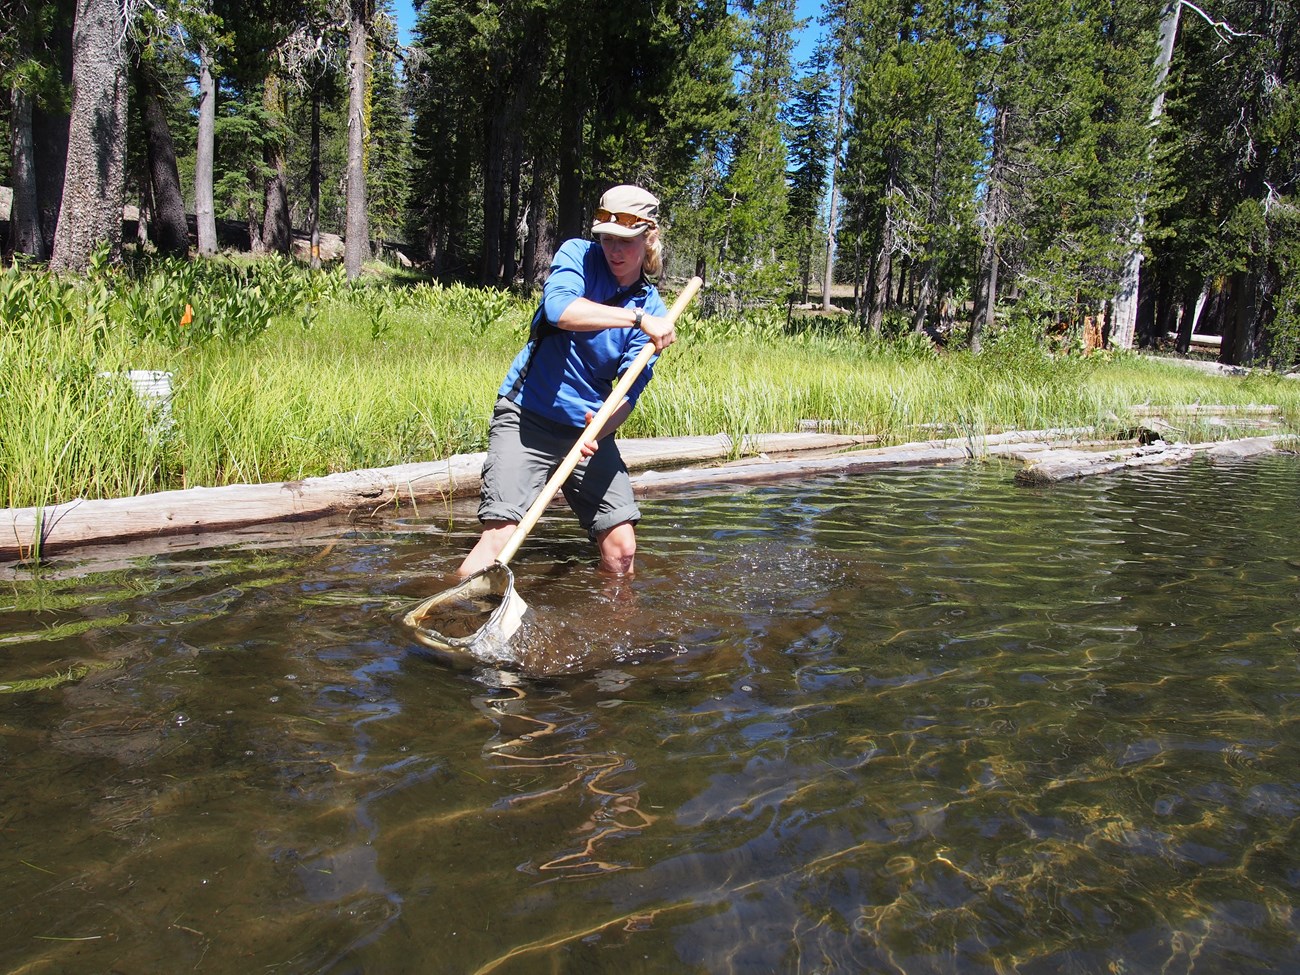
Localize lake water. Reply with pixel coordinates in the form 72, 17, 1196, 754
2, 456, 1298, 973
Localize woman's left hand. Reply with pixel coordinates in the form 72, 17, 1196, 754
638, 312, 677, 352
580, 412, 600, 458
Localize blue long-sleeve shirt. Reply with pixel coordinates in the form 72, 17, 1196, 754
498, 239, 668, 428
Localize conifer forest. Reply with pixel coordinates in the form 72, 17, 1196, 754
1, 0, 1297, 368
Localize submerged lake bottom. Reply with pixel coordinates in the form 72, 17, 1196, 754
2, 456, 1298, 973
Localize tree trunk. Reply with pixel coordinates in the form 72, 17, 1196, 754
9, 82, 44, 259
1173, 280, 1204, 353
821, 67, 846, 311
1110, 1, 1181, 350
523, 164, 552, 286
971, 233, 999, 354
555, 24, 588, 245
867, 144, 901, 335
1225, 270, 1259, 366
136, 63, 190, 257
195, 44, 217, 256
481, 111, 506, 285
869, 241, 891, 337
246, 193, 263, 254
7, 1, 43, 258
912, 262, 937, 334
912, 119, 946, 334
32, 102, 69, 257
308, 87, 322, 269
344, 0, 371, 280
22, 0, 73, 258
504, 140, 523, 285
261, 163, 290, 254
262, 73, 291, 254
800, 235, 812, 302
481, 23, 541, 287
971, 105, 1007, 354
51, 0, 129, 271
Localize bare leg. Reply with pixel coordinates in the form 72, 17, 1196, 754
457, 520, 517, 578
596, 521, 637, 575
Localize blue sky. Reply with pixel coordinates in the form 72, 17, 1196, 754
389, 0, 825, 68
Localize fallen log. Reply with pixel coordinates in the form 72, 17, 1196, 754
0, 456, 484, 564
1014, 436, 1289, 485
630, 430, 1090, 495
1124, 404, 1281, 416
1164, 330, 1222, 349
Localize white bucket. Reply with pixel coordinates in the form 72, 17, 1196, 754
102, 370, 175, 440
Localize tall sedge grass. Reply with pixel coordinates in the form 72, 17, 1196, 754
630, 319, 1300, 444
171, 286, 531, 487
1, 289, 174, 509
3, 264, 1298, 511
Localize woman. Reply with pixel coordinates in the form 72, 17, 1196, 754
457, 185, 677, 579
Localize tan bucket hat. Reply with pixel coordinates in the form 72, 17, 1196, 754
590, 185, 659, 238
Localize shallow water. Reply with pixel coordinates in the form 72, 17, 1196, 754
2, 457, 1298, 973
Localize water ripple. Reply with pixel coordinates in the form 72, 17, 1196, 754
3, 457, 1300, 973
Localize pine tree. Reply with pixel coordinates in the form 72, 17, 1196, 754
3, 0, 75, 260
841, 0, 957, 335
1148, 0, 1300, 368
785, 45, 833, 303
817, 0, 859, 310
406, 0, 734, 285
276, 0, 346, 266
365, 1, 410, 248
970, 0, 1157, 347
711, 0, 797, 311
639, 0, 737, 284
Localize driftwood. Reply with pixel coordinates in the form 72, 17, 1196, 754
1013, 436, 1289, 485
630, 429, 1091, 495
1124, 404, 1280, 416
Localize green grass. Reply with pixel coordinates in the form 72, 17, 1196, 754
3, 261, 1298, 511
0, 661, 120, 693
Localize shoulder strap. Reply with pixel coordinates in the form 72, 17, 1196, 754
508, 278, 650, 400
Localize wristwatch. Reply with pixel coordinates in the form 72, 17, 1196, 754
633, 308, 644, 330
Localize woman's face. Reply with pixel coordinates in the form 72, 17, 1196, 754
598, 232, 647, 285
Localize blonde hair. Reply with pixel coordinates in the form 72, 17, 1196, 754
643, 227, 663, 278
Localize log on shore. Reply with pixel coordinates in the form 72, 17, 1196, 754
1013, 437, 1289, 486
629, 429, 1090, 495
619, 431, 873, 466
1124, 404, 1281, 417
0, 455, 485, 563
0, 432, 872, 563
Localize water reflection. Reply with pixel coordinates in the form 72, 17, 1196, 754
1, 457, 1298, 973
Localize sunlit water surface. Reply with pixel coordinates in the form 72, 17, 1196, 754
2, 458, 1298, 974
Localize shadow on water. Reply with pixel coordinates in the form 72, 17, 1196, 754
2, 457, 1299, 973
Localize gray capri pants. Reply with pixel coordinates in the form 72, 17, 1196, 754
478, 397, 641, 540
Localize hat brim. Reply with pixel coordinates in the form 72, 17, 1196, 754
591, 220, 651, 239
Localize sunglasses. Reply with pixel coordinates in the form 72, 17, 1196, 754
594, 208, 656, 230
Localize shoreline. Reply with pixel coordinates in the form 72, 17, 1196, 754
3, 423, 1293, 573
